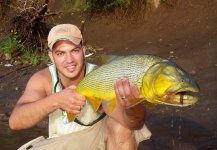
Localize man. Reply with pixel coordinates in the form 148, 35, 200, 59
9, 24, 151, 149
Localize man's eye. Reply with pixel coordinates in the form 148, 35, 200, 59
73, 47, 80, 53
57, 53, 63, 56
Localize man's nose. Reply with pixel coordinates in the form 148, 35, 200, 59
65, 54, 74, 62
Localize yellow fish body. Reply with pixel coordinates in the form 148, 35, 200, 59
67, 55, 199, 122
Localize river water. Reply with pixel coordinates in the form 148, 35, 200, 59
0, 122, 47, 150
2, 100, 217, 149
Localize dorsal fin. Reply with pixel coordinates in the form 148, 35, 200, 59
101, 55, 124, 64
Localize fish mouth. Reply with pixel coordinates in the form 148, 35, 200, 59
163, 90, 199, 107
176, 91, 198, 106
152, 89, 199, 107
158, 83, 200, 107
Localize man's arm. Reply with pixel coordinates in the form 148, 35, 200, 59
102, 77, 146, 130
9, 69, 86, 130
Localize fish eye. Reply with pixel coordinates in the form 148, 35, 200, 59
181, 78, 185, 83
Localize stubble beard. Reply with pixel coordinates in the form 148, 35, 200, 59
59, 62, 85, 80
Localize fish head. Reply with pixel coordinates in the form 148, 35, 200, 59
142, 61, 200, 107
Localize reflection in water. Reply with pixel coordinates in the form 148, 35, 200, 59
170, 111, 182, 148
171, 113, 174, 128
178, 111, 182, 148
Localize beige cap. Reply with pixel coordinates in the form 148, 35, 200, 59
47, 24, 83, 50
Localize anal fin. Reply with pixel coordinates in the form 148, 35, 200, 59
67, 113, 76, 122
125, 98, 145, 109
87, 97, 103, 112
144, 100, 156, 109
125, 98, 157, 109
108, 99, 117, 115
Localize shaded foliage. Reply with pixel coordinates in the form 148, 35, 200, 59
12, 3, 50, 52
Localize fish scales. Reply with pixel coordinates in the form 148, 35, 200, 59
76, 55, 164, 100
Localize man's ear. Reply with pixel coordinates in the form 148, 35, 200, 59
82, 46, 86, 56
48, 51, 54, 63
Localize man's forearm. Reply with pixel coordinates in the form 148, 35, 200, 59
123, 103, 146, 130
9, 95, 58, 130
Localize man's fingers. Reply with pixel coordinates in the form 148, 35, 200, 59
130, 83, 140, 99
114, 78, 125, 99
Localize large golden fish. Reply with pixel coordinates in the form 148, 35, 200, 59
67, 55, 199, 122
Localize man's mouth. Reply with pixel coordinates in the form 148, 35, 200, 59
65, 65, 76, 72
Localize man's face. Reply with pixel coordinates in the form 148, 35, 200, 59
49, 40, 86, 80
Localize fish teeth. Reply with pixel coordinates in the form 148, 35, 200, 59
183, 95, 188, 99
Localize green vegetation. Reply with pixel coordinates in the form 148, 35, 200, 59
62, 0, 132, 13
0, 32, 50, 66
21, 48, 50, 66
0, 32, 20, 60
82, 0, 126, 10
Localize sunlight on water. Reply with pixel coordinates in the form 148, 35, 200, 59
170, 109, 183, 148
171, 113, 174, 128
178, 110, 182, 148
171, 113, 175, 146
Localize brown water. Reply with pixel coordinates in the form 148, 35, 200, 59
139, 105, 217, 150
0, 122, 47, 150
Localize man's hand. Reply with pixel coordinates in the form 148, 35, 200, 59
114, 77, 140, 108
56, 85, 86, 114
112, 77, 145, 130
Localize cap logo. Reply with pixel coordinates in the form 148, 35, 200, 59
55, 28, 70, 34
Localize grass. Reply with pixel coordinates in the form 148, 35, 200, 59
0, 32, 20, 60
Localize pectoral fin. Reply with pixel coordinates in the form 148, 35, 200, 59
101, 55, 124, 64
67, 113, 76, 122
125, 98, 145, 109
144, 100, 156, 109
